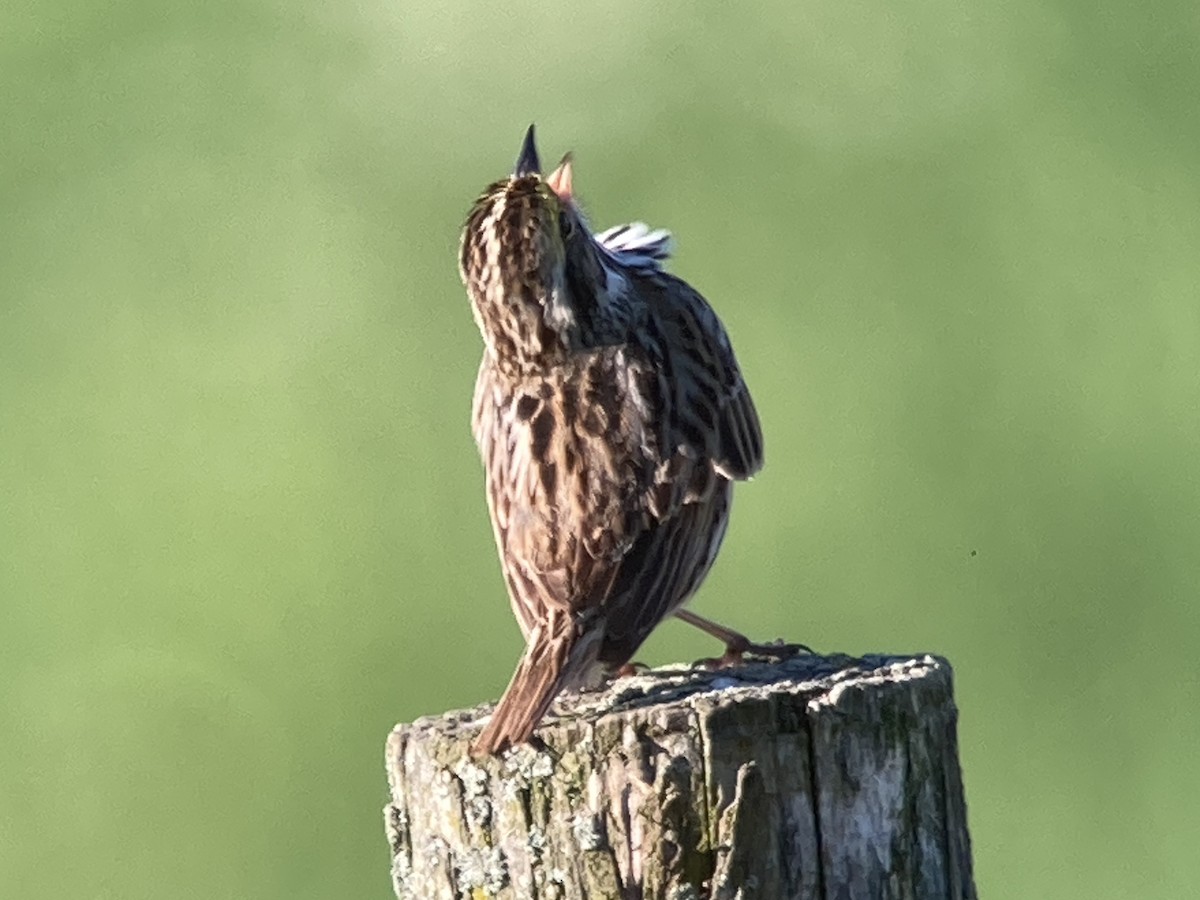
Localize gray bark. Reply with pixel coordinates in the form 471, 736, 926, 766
384, 654, 975, 900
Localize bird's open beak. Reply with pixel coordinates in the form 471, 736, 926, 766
513, 124, 541, 177
546, 153, 574, 202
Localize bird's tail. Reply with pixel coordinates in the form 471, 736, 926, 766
472, 611, 601, 756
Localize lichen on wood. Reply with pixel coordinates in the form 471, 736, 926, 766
384, 654, 975, 900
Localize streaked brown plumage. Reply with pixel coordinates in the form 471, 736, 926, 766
461, 127, 764, 755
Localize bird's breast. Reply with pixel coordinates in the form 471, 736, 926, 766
476, 348, 663, 570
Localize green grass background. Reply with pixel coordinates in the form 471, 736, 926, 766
3, 2, 1198, 897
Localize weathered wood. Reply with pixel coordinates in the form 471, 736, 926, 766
384, 654, 975, 900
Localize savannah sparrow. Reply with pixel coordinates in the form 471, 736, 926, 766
461, 127, 774, 756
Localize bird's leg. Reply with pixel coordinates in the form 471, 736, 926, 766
674, 608, 812, 667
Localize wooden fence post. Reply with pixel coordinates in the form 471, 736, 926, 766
384, 654, 975, 899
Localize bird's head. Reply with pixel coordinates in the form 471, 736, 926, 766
459, 126, 625, 370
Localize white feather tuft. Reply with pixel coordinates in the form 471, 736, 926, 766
596, 222, 673, 271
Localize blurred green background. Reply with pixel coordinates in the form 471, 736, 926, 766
3, 1, 1198, 897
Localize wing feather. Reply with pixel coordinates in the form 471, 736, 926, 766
643, 273, 764, 480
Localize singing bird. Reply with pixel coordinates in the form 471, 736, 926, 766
461, 127, 777, 756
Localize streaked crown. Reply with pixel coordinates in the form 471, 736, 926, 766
459, 126, 626, 372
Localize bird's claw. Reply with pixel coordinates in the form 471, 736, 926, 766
614, 661, 651, 678
692, 638, 813, 670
